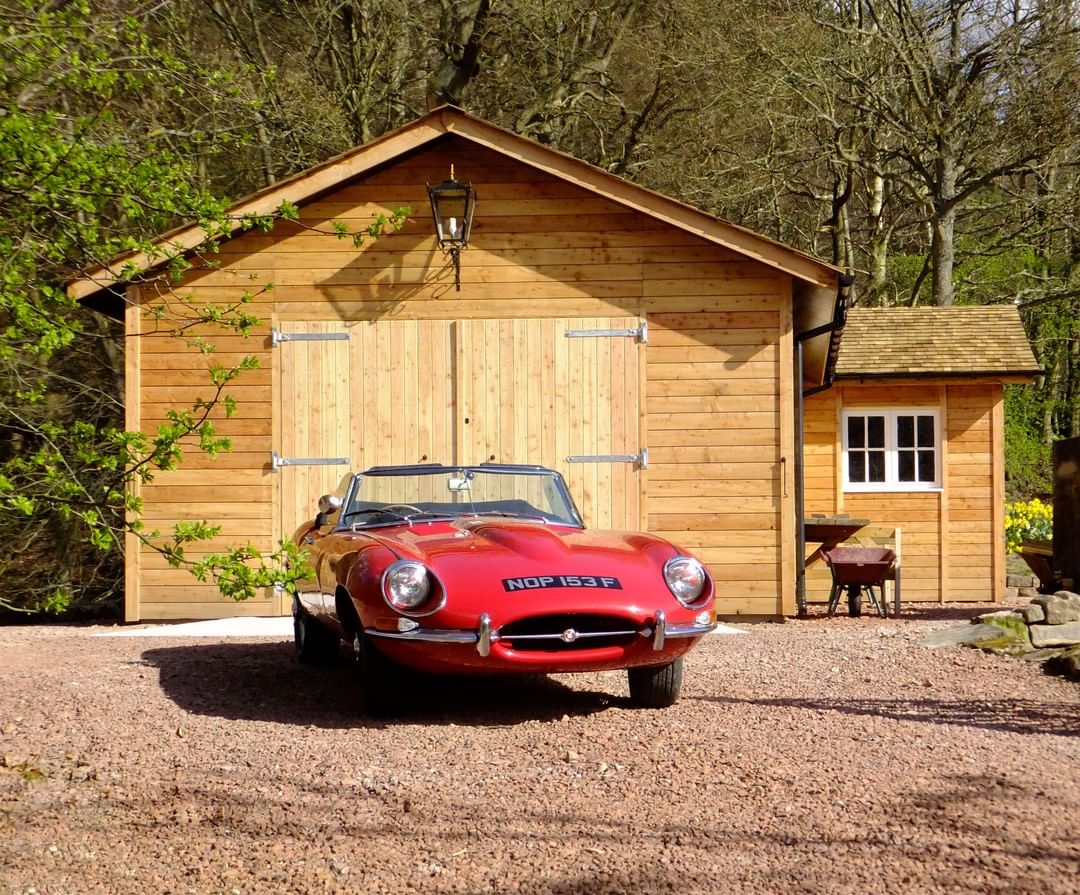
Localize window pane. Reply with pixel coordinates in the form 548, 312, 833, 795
867, 416, 885, 448
897, 415, 914, 448
847, 416, 864, 449
849, 452, 866, 482
917, 415, 935, 447
918, 450, 935, 481
868, 450, 886, 482
898, 450, 915, 481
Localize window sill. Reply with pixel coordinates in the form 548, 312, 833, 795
843, 485, 943, 494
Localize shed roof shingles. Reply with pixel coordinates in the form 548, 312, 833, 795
834, 306, 1041, 378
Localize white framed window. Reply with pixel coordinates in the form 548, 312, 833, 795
842, 408, 941, 491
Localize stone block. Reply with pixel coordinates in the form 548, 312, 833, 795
1029, 622, 1080, 648
921, 624, 1009, 650
1019, 603, 1045, 624
1007, 574, 1034, 588
1033, 592, 1080, 625
1019, 587, 1040, 599
972, 609, 1021, 624
1004, 586, 1019, 600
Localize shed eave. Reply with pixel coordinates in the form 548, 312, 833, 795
834, 369, 1041, 383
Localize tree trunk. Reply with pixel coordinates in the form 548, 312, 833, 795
930, 200, 956, 306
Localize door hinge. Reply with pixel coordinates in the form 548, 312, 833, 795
564, 321, 647, 343
271, 451, 350, 472
566, 448, 648, 469
271, 328, 350, 347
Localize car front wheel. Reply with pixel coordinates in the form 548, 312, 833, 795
294, 609, 340, 665
627, 657, 683, 708
354, 633, 403, 717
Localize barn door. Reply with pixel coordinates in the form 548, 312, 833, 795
274, 322, 353, 550
456, 317, 644, 530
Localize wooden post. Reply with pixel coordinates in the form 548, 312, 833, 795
124, 288, 142, 623
939, 384, 949, 604
778, 288, 796, 616
991, 385, 1005, 601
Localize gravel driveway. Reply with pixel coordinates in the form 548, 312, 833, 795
1, 606, 1078, 895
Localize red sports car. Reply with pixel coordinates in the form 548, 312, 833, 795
291, 463, 716, 714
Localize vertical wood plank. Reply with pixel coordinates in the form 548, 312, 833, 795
834, 387, 845, 514
990, 384, 1005, 602
630, 308, 639, 526
777, 290, 795, 616
270, 309, 284, 613
939, 384, 950, 604
124, 289, 142, 622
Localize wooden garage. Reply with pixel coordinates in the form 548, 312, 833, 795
803, 307, 1040, 605
69, 106, 846, 622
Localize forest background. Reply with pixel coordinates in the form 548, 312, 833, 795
1, 0, 1077, 616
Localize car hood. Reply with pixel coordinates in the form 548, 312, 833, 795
361, 518, 680, 575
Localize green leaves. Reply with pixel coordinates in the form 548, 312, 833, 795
190, 540, 314, 603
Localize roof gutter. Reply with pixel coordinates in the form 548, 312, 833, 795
793, 274, 853, 617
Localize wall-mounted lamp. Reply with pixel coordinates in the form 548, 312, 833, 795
426, 165, 476, 291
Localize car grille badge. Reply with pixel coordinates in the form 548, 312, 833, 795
560, 628, 579, 644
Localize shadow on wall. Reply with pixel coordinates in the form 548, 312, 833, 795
695, 695, 1080, 737
140, 641, 618, 729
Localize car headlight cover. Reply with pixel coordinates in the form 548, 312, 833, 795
664, 556, 708, 606
384, 560, 432, 610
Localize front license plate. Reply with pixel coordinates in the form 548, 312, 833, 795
501, 575, 622, 592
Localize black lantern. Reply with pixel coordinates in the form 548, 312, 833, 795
426, 165, 476, 291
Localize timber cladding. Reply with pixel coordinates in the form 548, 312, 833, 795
804, 381, 1003, 603
127, 135, 798, 621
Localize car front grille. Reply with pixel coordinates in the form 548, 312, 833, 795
499, 613, 640, 652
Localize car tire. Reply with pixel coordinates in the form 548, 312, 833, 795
354, 633, 402, 717
627, 657, 683, 708
294, 611, 340, 665
847, 586, 862, 618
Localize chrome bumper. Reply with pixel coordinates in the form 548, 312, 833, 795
366, 610, 715, 657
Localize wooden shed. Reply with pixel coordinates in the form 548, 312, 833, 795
802, 307, 1041, 605
70, 106, 849, 622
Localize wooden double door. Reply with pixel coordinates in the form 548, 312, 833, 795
275, 317, 645, 543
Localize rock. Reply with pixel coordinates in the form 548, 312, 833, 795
1007, 574, 1034, 588
972, 610, 1022, 625
1018, 648, 1063, 662
1019, 604, 1045, 624
1018, 587, 1039, 599
1003, 587, 1019, 600
921, 624, 1008, 650
1043, 645, 1080, 681
1032, 592, 1080, 625
1029, 622, 1080, 648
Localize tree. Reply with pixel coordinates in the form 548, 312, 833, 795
0, 0, 409, 613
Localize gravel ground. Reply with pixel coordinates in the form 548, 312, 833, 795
1, 605, 1078, 895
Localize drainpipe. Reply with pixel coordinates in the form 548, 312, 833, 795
794, 275, 854, 617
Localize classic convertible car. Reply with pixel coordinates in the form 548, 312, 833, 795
290, 463, 716, 713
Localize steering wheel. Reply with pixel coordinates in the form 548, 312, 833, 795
380, 504, 424, 514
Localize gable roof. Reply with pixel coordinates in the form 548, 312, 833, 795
834, 306, 1042, 379
66, 105, 840, 302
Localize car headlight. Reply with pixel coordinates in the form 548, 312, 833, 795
383, 560, 432, 611
664, 556, 708, 607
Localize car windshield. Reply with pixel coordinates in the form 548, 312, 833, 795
340, 466, 583, 529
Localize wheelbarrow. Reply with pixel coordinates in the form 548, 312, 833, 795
822, 546, 897, 618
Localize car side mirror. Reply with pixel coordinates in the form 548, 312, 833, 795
314, 494, 341, 527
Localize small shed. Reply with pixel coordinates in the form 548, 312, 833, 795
69, 107, 846, 622
803, 307, 1041, 605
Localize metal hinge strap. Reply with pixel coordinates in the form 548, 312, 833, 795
271, 328, 350, 347
564, 321, 647, 343
566, 448, 648, 469
271, 451, 350, 471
